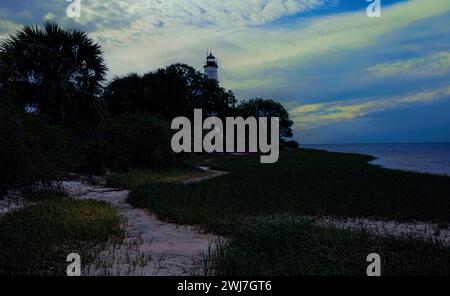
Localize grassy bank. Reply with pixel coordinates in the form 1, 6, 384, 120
213, 216, 450, 276
126, 149, 450, 275
128, 150, 450, 234
106, 165, 207, 189
0, 189, 123, 275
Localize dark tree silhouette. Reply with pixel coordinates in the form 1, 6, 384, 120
103, 73, 145, 115
237, 98, 294, 139
104, 64, 236, 120
0, 22, 107, 125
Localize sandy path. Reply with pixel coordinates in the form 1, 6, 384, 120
58, 168, 226, 276
0, 191, 28, 215
181, 166, 228, 184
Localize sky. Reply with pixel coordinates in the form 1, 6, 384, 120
1, 0, 450, 144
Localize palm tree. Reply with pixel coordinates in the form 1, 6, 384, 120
0, 22, 107, 125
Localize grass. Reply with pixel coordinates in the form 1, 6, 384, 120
212, 216, 450, 276
106, 165, 208, 189
126, 149, 450, 275
0, 188, 123, 275
128, 150, 450, 234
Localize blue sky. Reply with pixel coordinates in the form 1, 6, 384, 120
1, 0, 450, 144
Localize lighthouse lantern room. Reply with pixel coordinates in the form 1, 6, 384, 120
203, 52, 219, 82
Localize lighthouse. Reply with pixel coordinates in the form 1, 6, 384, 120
203, 52, 219, 82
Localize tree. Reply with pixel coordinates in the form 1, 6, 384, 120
103, 73, 144, 116
0, 22, 107, 125
165, 64, 236, 117
104, 64, 236, 120
105, 113, 178, 169
237, 98, 294, 139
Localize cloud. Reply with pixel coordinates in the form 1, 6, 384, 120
76, 0, 337, 28
0, 18, 21, 40
70, 0, 448, 93
217, 0, 450, 85
290, 84, 450, 130
4, 0, 449, 88
44, 12, 55, 21
368, 51, 450, 79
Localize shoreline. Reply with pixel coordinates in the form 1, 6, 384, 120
303, 143, 450, 177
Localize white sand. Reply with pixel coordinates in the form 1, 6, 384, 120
312, 216, 450, 245
58, 167, 226, 276
0, 190, 27, 215
182, 166, 228, 184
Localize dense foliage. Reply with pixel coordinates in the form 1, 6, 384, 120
0, 21, 296, 189
0, 22, 107, 126
238, 98, 294, 139
105, 113, 179, 170
0, 112, 77, 191
104, 64, 237, 120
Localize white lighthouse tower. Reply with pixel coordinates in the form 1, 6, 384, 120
203, 52, 219, 82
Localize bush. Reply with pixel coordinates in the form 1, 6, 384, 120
0, 111, 34, 191
80, 139, 111, 174
282, 140, 300, 150
23, 115, 79, 171
0, 111, 78, 189
105, 113, 179, 170
0, 193, 123, 275
0, 112, 77, 191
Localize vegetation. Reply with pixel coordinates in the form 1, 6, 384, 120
0, 22, 296, 190
237, 98, 294, 139
0, 21, 109, 188
213, 216, 450, 276
106, 165, 208, 189
128, 150, 450, 234
0, 188, 123, 275
127, 150, 450, 275
0, 21, 107, 126
104, 113, 178, 170
0, 113, 78, 191
104, 64, 237, 120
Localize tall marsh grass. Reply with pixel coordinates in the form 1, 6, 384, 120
0, 189, 123, 275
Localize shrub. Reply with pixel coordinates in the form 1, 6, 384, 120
0, 111, 34, 191
0, 112, 78, 191
282, 140, 300, 150
80, 139, 111, 174
105, 113, 179, 170
23, 115, 79, 171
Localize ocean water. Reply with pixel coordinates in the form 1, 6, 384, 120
302, 143, 450, 176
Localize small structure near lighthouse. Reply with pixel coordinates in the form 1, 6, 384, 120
203, 52, 219, 82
